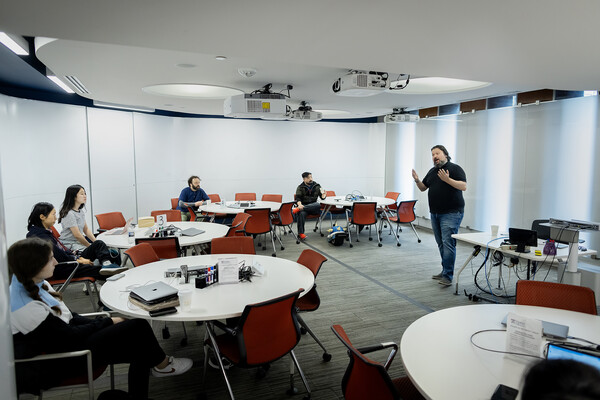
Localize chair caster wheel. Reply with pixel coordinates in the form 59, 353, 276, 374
262, 246, 267, 250
313, 228, 317, 232
323, 353, 332, 362
418, 239, 422, 243
272, 253, 276, 257
300, 327, 307, 335
369, 237, 373, 241
162, 327, 170, 339
349, 244, 353, 248
397, 243, 401, 247
320, 233, 324, 237
378, 243, 382, 247
181, 338, 188, 346
287, 387, 299, 395
281, 246, 285, 250
296, 240, 300, 244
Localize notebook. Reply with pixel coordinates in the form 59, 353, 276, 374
180, 227, 205, 237
129, 282, 178, 305
501, 314, 569, 339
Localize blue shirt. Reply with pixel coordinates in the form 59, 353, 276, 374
177, 187, 209, 212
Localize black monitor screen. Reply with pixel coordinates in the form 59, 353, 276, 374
508, 228, 538, 253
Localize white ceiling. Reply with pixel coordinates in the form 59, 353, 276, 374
1, 0, 599, 119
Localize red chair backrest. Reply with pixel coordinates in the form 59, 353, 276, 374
516, 280, 597, 315
211, 237, 256, 255
244, 208, 272, 235
235, 193, 256, 201
331, 324, 399, 400
396, 200, 417, 223
150, 210, 182, 222
237, 289, 303, 366
208, 193, 221, 203
296, 249, 327, 278
261, 194, 283, 202
171, 198, 179, 210
351, 202, 377, 225
274, 202, 295, 226
187, 207, 197, 222
326, 190, 336, 197
227, 213, 252, 237
134, 237, 181, 259
95, 212, 126, 230
124, 243, 160, 267
384, 192, 400, 211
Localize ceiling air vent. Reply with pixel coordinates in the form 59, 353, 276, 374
64, 75, 89, 94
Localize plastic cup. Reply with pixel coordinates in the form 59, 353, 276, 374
178, 289, 192, 311
491, 225, 499, 237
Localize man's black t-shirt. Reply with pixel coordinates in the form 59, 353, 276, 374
422, 161, 466, 214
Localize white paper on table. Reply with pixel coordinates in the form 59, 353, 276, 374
505, 312, 543, 358
218, 257, 239, 284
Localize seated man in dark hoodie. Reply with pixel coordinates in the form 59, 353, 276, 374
26, 202, 126, 279
293, 172, 327, 240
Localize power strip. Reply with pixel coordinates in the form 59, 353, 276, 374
500, 244, 518, 251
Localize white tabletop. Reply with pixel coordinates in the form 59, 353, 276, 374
99, 254, 314, 321
197, 201, 281, 214
452, 232, 597, 262
319, 196, 395, 208
401, 304, 600, 400
97, 221, 229, 249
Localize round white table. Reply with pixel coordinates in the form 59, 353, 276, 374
97, 221, 229, 251
400, 304, 600, 400
99, 254, 314, 321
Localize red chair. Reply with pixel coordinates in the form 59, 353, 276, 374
202, 194, 228, 221
261, 194, 283, 202
187, 206, 197, 222
203, 289, 310, 399
386, 200, 421, 244
211, 236, 256, 255
150, 209, 182, 223
235, 193, 256, 201
331, 324, 425, 400
171, 198, 179, 210
244, 208, 277, 257
95, 212, 126, 233
225, 213, 252, 237
295, 249, 331, 361
134, 237, 182, 259
516, 280, 597, 315
271, 201, 300, 247
346, 202, 381, 247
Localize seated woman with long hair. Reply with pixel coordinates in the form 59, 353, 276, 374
27, 201, 126, 277
9, 237, 193, 398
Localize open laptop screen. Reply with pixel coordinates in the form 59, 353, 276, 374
546, 343, 600, 372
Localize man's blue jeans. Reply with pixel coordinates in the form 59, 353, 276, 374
430, 211, 464, 281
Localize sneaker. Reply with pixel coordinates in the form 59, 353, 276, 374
152, 356, 193, 377
298, 233, 307, 241
207, 354, 232, 370
438, 278, 452, 286
431, 273, 443, 280
99, 263, 128, 276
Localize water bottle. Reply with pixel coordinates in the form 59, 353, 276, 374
127, 222, 135, 244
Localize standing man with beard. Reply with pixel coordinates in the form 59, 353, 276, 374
412, 145, 467, 287
177, 175, 210, 221
293, 172, 327, 241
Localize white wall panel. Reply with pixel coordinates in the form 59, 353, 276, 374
0, 95, 90, 245
87, 108, 136, 230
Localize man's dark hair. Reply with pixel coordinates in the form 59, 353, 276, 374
431, 145, 451, 161
522, 359, 600, 400
301, 172, 311, 179
188, 176, 200, 186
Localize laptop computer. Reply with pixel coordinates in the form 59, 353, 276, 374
180, 227, 205, 237
228, 202, 254, 209
501, 314, 569, 339
129, 282, 178, 305
546, 343, 600, 372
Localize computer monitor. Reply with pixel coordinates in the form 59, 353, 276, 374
508, 228, 538, 253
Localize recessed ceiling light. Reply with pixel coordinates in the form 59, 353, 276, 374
315, 109, 351, 117
215, 56, 227, 61
93, 100, 154, 113
142, 84, 244, 99
389, 77, 491, 94
0, 32, 29, 55
176, 63, 197, 68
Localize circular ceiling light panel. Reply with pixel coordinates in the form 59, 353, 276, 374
390, 77, 491, 94
142, 84, 243, 99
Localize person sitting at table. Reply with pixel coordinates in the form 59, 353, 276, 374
9, 237, 194, 399
57, 185, 123, 274
293, 171, 326, 241
177, 175, 210, 221
521, 359, 600, 399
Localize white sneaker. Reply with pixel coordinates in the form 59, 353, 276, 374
100, 263, 128, 276
152, 356, 193, 378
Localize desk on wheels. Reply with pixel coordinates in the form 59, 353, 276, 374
401, 304, 600, 400
97, 221, 229, 255
100, 254, 314, 400
452, 232, 597, 294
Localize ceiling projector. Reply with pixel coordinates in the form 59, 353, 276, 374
384, 108, 420, 123
332, 71, 389, 97
288, 101, 322, 121
224, 93, 287, 119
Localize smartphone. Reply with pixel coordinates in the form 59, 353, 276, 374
106, 273, 125, 281
149, 307, 178, 317
491, 384, 518, 400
